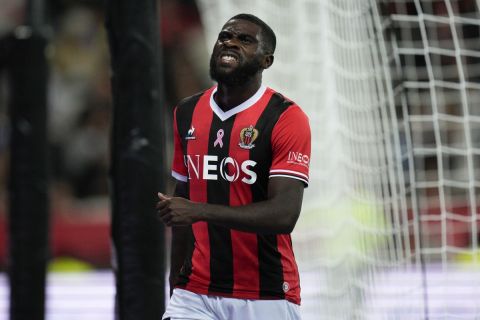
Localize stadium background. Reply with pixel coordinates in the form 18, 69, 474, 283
1, 0, 480, 319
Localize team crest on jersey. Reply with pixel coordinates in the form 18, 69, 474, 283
238, 125, 258, 149
185, 126, 196, 140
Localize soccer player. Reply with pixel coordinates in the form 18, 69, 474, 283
157, 13, 311, 320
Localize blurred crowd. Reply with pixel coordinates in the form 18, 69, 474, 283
0, 0, 210, 218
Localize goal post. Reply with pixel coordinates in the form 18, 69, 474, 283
196, 0, 480, 319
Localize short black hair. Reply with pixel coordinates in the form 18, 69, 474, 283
229, 13, 276, 54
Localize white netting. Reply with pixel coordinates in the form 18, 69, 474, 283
378, 0, 480, 318
196, 0, 480, 319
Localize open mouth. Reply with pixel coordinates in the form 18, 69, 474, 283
221, 55, 237, 63
219, 52, 240, 65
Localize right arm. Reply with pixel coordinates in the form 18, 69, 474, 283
165, 106, 191, 295
167, 181, 192, 296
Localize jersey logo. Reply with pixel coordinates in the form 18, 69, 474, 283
184, 155, 257, 184
185, 126, 196, 140
288, 151, 310, 168
239, 125, 258, 149
214, 129, 224, 148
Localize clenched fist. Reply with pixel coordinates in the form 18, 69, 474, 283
156, 192, 202, 226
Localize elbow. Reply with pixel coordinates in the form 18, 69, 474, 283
277, 210, 300, 234
279, 224, 295, 234
282, 220, 297, 234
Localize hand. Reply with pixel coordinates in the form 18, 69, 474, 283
156, 192, 200, 226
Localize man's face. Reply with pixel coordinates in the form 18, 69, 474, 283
209, 19, 264, 86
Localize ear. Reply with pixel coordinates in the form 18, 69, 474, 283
262, 54, 274, 69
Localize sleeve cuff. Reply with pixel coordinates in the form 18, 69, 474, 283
172, 170, 188, 182
269, 169, 309, 187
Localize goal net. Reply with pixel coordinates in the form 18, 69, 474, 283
195, 0, 480, 319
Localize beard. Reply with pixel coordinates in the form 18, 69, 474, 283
209, 53, 263, 86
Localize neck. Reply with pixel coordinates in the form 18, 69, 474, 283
214, 77, 262, 111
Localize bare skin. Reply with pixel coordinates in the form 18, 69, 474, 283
166, 182, 192, 295
157, 177, 304, 234
210, 19, 273, 109
159, 177, 304, 293
159, 18, 304, 294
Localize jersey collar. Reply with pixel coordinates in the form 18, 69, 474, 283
209, 85, 267, 121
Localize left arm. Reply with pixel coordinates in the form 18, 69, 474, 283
157, 176, 304, 234
158, 103, 310, 234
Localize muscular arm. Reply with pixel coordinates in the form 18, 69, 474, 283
166, 181, 193, 295
157, 177, 304, 234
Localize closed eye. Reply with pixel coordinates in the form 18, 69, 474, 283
218, 31, 232, 42
238, 34, 255, 44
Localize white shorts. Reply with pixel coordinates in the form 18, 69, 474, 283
162, 288, 301, 320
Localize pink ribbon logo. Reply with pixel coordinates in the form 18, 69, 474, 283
214, 129, 224, 148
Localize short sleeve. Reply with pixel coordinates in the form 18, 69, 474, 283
270, 105, 311, 186
171, 107, 188, 182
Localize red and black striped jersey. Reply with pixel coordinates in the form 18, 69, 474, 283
171, 85, 311, 305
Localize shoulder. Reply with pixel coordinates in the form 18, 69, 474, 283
280, 104, 309, 124
266, 87, 309, 123
174, 87, 213, 121
177, 90, 207, 108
